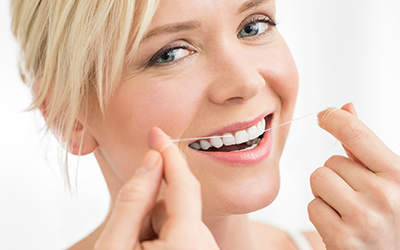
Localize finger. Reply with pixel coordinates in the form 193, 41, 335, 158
318, 106, 398, 173
148, 127, 202, 222
96, 150, 163, 249
341, 102, 357, 118
308, 197, 344, 239
340, 103, 363, 165
324, 155, 377, 192
310, 167, 357, 216
139, 199, 167, 241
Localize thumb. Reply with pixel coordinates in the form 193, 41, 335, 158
341, 102, 357, 117
95, 150, 163, 250
340, 103, 364, 165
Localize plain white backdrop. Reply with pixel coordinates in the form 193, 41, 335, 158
1, 0, 400, 249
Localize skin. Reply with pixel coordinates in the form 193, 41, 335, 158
309, 103, 400, 249
86, 0, 298, 219
53, 0, 400, 249
69, 0, 300, 248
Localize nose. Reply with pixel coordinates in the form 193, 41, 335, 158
207, 44, 265, 105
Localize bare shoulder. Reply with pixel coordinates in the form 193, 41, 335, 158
249, 221, 325, 250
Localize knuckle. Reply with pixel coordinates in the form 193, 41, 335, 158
307, 198, 318, 217
340, 119, 367, 146
310, 167, 328, 186
307, 198, 319, 212
357, 210, 382, 236
331, 233, 359, 250
118, 180, 148, 203
349, 201, 382, 235
307, 198, 323, 221
377, 185, 400, 214
324, 155, 345, 169
182, 175, 201, 192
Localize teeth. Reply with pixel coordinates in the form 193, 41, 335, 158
231, 143, 258, 152
258, 118, 266, 133
200, 140, 211, 150
247, 125, 260, 140
189, 117, 268, 150
235, 130, 249, 144
189, 142, 201, 150
210, 137, 223, 148
222, 133, 235, 146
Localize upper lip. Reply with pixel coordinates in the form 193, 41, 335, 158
193, 112, 272, 140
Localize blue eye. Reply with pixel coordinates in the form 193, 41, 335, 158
156, 47, 191, 64
239, 22, 269, 38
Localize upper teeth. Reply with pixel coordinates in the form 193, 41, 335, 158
190, 118, 266, 150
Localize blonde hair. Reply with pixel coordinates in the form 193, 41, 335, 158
10, 0, 160, 186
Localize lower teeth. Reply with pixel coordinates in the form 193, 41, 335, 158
231, 143, 258, 152
189, 134, 264, 152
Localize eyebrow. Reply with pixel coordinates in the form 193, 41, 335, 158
238, 0, 270, 14
142, 0, 270, 41
142, 21, 201, 41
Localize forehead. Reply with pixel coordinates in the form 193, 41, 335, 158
151, 0, 275, 24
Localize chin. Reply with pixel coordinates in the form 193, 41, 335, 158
201, 165, 281, 216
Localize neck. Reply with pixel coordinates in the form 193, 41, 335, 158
203, 213, 257, 250
94, 151, 258, 250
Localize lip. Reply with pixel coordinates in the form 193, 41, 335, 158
189, 113, 273, 165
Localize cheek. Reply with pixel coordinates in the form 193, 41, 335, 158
254, 41, 299, 155
258, 42, 299, 116
111, 76, 202, 132
94, 74, 206, 178
126, 76, 206, 138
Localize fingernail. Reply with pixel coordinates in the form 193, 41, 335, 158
139, 149, 161, 172
156, 128, 172, 139
135, 167, 148, 174
148, 127, 172, 150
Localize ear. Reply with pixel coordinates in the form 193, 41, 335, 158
36, 79, 98, 156
68, 119, 99, 156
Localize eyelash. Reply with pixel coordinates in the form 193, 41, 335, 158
245, 15, 276, 32
147, 14, 277, 68
147, 44, 191, 68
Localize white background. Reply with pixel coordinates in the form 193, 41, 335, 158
1, 0, 400, 249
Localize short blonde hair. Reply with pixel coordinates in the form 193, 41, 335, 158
11, 0, 160, 186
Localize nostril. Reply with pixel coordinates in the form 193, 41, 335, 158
223, 96, 246, 105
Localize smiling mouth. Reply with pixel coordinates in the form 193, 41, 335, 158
188, 114, 272, 152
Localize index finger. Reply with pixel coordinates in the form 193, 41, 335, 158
318, 106, 398, 173
147, 127, 202, 222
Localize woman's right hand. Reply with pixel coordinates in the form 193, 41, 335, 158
94, 127, 219, 250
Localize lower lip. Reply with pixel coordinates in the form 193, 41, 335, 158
195, 130, 273, 165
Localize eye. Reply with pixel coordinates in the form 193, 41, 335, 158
155, 47, 191, 64
238, 15, 276, 39
239, 22, 269, 38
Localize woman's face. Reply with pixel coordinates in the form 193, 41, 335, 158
88, 0, 298, 215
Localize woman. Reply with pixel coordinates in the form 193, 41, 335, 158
10, 0, 400, 249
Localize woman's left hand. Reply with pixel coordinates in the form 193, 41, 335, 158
308, 103, 400, 249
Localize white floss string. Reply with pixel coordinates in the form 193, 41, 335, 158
171, 110, 323, 143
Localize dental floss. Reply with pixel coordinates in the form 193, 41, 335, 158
171, 110, 323, 143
